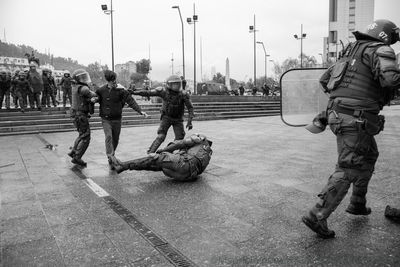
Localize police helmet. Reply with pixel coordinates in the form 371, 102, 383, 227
64, 70, 70, 77
166, 75, 182, 92
29, 61, 38, 68
42, 68, 50, 74
72, 69, 91, 84
365, 19, 400, 45
0, 68, 6, 75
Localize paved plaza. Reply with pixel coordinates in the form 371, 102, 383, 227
1, 107, 400, 266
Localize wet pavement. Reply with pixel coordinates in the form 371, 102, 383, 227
1, 107, 400, 266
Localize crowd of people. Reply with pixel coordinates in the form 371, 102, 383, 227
0, 62, 75, 112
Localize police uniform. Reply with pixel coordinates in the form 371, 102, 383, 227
59, 75, 73, 107
0, 71, 11, 109
134, 85, 194, 153
303, 20, 400, 239
41, 72, 58, 107
69, 75, 97, 166
12, 74, 30, 112
27, 69, 43, 110
116, 134, 212, 181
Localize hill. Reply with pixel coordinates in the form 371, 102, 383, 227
0, 41, 86, 72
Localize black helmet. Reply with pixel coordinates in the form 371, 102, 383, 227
365, 19, 400, 45
166, 75, 182, 92
64, 70, 70, 77
72, 69, 91, 84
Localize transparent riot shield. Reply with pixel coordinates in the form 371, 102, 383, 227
280, 68, 329, 127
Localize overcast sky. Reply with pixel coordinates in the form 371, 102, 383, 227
1, 0, 399, 81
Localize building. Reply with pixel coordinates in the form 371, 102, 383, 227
0, 56, 29, 72
115, 61, 137, 74
327, 0, 374, 61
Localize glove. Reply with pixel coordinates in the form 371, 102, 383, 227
90, 96, 98, 103
186, 120, 193, 130
141, 111, 150, 118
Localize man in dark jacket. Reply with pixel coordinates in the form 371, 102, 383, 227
41, 69, 58, 107
96, 70, 149, 169
302, 19, 400, 239
115, 133, 212, 181
132, 75, 194, 154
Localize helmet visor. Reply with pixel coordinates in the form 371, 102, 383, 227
76, 72, 91, 84
393, 27, 400, 44
169, 82, 181, 91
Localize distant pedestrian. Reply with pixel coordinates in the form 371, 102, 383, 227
0, 69, 11, 109
239, 84, 245, 96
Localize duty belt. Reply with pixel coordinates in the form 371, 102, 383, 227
328, 100, 378, 120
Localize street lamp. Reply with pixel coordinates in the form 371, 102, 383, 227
187, 3, 198, 94
249, 15, 257, 88
294, 24, 307, 68
256, 41, 270, 84
101, 1, 115, 71
172, 5, 185, 78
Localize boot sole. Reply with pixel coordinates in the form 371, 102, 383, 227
301, 216, 335, 239
345, 208, 371, 216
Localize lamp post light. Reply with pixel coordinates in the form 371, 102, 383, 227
256, 41, 270, 84
187, 3, 198, 94
249, 15, 257, 88
101, 1, 115, 71
172, 5, 185, 79
294, 24, 307, 68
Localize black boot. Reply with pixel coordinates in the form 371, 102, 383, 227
385, 205, 400, 219
346, 203, 371, 215
302, 211, 335, 239
67, 150, 76, 158
71, 157, 87, 167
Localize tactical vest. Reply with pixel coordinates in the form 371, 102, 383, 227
330, 40, 385, 106
62, 77, 72, 88
187, 140, 212, 175
162, 90, 185, 118
71, 85, 90, 113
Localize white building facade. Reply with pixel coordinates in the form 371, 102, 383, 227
327, 0, 374, 60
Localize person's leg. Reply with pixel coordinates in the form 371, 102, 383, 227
172, 121, 185, 140
147, 118, 171, 153
71, 115, 90, 166
112, 119, 122, 153
62, 88, 67, 107
101, 119, 115, 160
5, 88, 10, 109
0, 89, 5, 109
67, 88, 72, 106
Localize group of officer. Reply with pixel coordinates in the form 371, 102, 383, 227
68, 68, 213, 181
0, 62, 74, 112
302, 19, 400, 238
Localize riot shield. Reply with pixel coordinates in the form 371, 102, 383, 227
280, 68, 329, 127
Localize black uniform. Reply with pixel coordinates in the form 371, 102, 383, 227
60, 75, 73, 107
42, 74, 58, 107
0, 72, 11, 109
133, 87, 194, 153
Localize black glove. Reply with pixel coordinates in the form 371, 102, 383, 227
186, 120, 193, 130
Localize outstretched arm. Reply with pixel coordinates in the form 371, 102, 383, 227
183, 92, 195, 130
132, 87, 165, 97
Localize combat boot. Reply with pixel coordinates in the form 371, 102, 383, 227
302, 211, 335, 239
71, 157, 87, 167
345, 203, 371, 215
384, 205, 400, 219
114, 162, 131, 174
67, 150, 75, 158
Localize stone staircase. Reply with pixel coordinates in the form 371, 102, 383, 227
0, 96, 280, 135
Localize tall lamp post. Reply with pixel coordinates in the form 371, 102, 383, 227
187, 3, 198, 94
294, 24, 306, 68
256, 41, 270, 84
249, 15, 257, 88
101, 1, 115, 71
172, 5, 185, 78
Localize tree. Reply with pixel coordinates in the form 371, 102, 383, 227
130, 73, 148, 87
273, 53, 319, 79
86, 62, 108, 86
136, 59, 151, 75
211, 72, 225, 84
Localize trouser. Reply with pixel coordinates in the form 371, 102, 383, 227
16, 91, 28, 111
125, 152, 193, 180
101, 119, 122, 159
71, 113, 91, 159
148, 116, 185, 153
0, 88, 10, 109
311, 112, 379, 221
62, 87, 72, 106
41, 87, 57, 107
28, 91, 41, 109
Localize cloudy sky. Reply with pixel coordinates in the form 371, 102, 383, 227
0, 0, 399, 81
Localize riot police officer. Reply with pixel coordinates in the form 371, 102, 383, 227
132, 75, 195, 153
68, 69, 97, 167
26, 61, 43, 110
12, 71, 31, 113
41, 69, 58, 108
0, 68, 11, 109
115, 133, 212, 181
59, 71, 73, 108
302, 19, 400, 238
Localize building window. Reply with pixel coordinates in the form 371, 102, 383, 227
329, 31, 337, 43
329, 52, 337, 58
329, 0, 337, 22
